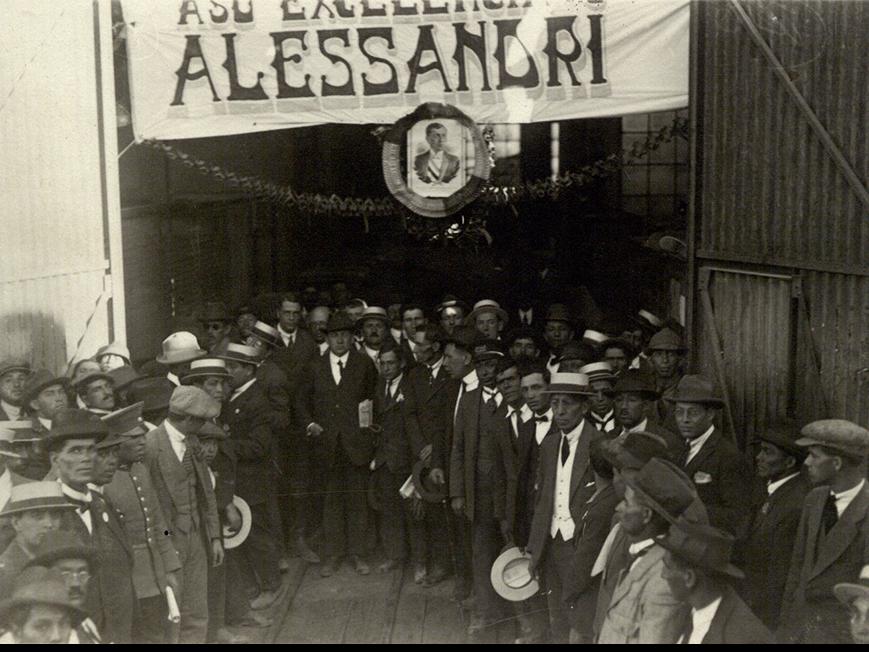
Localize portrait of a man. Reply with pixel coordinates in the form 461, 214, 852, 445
413, 122, 461, 185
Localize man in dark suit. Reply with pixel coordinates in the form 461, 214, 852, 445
660, 520, 772, 644
372, 341, 425, 573
220, 344, 283, 608
667, 375, 753, 538
449, 338, 513, 634
46, 408, 136, 644
401, 323, 452, 585
607, 369, 685, 458
0, 359, 30, 421
102, 402, 183, 644
737, 420, 810, 630
781, 419, 869, 644
413, 122, 460, 184
142, 387, 223, 644
646, 328, 686, 429
296, 312, 377, 577
526, 372, 602, 643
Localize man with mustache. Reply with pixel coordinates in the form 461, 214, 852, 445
103, 402, 182, 643
0, 359, 30, 421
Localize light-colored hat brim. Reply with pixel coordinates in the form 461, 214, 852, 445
834, 582, 869, 604
0, 498, 77, 517
156, 349, 207, 365
542, 384, 595, 396
466, 307, 509, 327
490, 547, 539, 602
222, 495, 252, 549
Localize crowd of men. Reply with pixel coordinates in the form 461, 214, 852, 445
0, 285, 866, 644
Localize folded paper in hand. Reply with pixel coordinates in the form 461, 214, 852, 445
399, 474, 421, 500
359, 399, 373, 428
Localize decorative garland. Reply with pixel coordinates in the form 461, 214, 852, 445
143, 115, 687, 223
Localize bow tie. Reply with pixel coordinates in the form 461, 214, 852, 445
535, 415, 549, 423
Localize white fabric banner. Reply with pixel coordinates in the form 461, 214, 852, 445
124, 0, 689, 140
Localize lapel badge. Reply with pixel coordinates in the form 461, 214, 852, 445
102, 512, 109, 523
760, 501, 770, 516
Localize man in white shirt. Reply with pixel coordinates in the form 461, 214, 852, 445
581, 362, 618, 433
660, 520, 772, 643
0, 359, 30, 421
526, 372, 600, 643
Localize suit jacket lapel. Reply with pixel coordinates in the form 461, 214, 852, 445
608, 544, 665, 608
703, 587, 737, 644
156, 429, 183, 509
570, 421, 595, 500
685, 429, 720, 474
811, 486, 869, 578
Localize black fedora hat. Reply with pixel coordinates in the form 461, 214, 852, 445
755, 419, 807, 460
412, 459, 446, 504
657, 519, 745, 579
605, 369, 659, 400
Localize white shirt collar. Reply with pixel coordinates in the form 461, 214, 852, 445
164, 419, 187, 444
686, 425, 716, 462
277, 324, 296, 344
629, 418, 649, 433
561, 419, 585, 444
462, 369, 479, 391
519, 404, 533, 423
767, 471, 801, 496
330, 351, 350, 365
534, 408, 553, 445
60, 482, 92, 504
364, 345, 380, 359
482, 386, 502, 407
38, 416, 52, 430
427, 355, 444, 377
318, 341, 329, 354
167, 372, 180, 386
833, 478, 866, 516
628, 538, 656, 557
390, 328, 403, 342
431, 150, 444, 163
230, 377, 257, 402
0, 400, 20, 420
76, 395, 87, 409
687, 596, 724, 644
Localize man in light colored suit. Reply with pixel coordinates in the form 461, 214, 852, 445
526, 372, 602, 643
597, 458, 698, 644
781, 419, 869, 644
413, 122, 460, 184
142, 386, 223, 644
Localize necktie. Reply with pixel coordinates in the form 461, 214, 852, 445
822, 492, 838, 533
427, 366, 435, 385
337, 359, 344, 381
560, 436, 570, 466
681, 618, 693, 645
385, 379, 392, 400
181, 435, 200, 475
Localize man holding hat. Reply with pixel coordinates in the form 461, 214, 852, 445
597, 458, 700, 644
25, 531, 104, 643
296, 312, 377, 577
659, 520, 772, 643
0, 482, 75, 593
834, 580, 869, 644
646, 327, 687, 427
198, 302, 234, 354
156, 331, 207, 388
102, 402, 182, 643
737, 419, 810, 630
0, 359, 30, 421
607, 369, 684, 456
221, 343, 284, 607
142, 387, 223, 643
467, 300, 508, 341
781, 419, 869, 644
74, 371, 116, 415
0, 566, 85, 644
449, 338, 513, 634
47, 408, 136, 644
526, 372, 601, 643
668, 375, 752, 537
542, 304, 575, 375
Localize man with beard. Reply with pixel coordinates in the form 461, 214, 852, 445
543, 304, 575, 375
48, 409, 135, 644
102, 402, 182, 644
0, 359, 30, 421
737, 420, 810, 631
781, 419, 869, 644
359, 306, 391, 366
450, 338, 512, 636
505, 327, 544, 364
646, 328, 687, 428
198, 302, 234, 354
74, 372, 116, 416
307, 305, 332, 357
25, 532, 104, 643
0, 482, 75, 593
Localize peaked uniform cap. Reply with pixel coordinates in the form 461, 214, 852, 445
168, 386, 220, 419
646, 327, 688, 353
466, 300, 508, 326
796, 419, 869, 458
156, 331, 207, 365
101, 402, 148, 437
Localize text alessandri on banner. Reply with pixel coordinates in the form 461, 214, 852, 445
123, 0, 689, 141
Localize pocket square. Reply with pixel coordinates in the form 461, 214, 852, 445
693, 471, 713, 484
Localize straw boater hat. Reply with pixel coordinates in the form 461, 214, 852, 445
222, 496, 252, 550
435, 295, 469, 315
664, 375, 724, 408
657, 519, 745, 579
359, 306, 390, 324
796, 419, 869, 459
542, 372, 595, 396
95, 342, 130, 364
181, 358, 231, 384
0, 359, 30, 379
490, 547, 540, 602
156, 332, 207, 365
248, 321, 281, 348
219, 343, 262, 367
834, 579, 869, 606
0, 481, 76, 517
582, 329, 608, 348
580, 362, 617, 384
0, 567, 86, 626
21, 370, 68, 406
0, 421, 37, 459
465, 300, 508, 327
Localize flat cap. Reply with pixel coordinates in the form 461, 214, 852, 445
326, 312, 356, 333
0, 359, 30, 378
646, 327, 687, 353
169, 386, 221, 419
796, 419, 869, 458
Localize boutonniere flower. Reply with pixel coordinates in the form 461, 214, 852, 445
395, 392, 405, 403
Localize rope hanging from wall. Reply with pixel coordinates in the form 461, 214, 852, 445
141, 116, 687, 222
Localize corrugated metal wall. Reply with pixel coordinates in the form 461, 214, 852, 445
691, 0, 868, 442
0, 1, 115, 372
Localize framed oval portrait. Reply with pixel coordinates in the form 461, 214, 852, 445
382, 103, 490, 218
